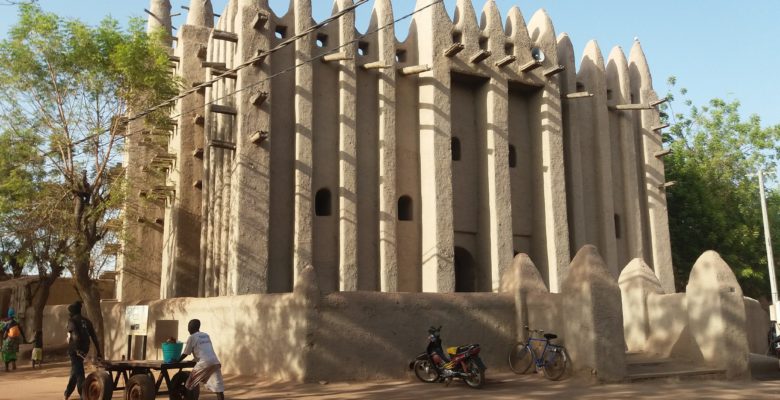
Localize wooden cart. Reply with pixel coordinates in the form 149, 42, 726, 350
83, 359, 197, 400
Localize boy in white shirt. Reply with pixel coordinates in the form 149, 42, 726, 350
178, 319, 225, 400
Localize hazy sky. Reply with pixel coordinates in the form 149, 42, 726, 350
1, 0, 778, 126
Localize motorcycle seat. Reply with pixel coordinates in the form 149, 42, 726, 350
448, 345, 477, 355
544, 333, 558, 340
459, 344, 479, 353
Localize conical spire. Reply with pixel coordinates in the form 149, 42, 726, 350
528, 9, 555, 45
556, 33, 574, 67
608, 46, 628, 69
582, 39, 605, 68
147, 0, 172, 46
454, 0, 479, 32
481, 0, 501, 31
628, 40, 652, 87
186, 0, 214, 28
607, 46, 630, 95
556, 33, 575, 90
372, 0, 394, 27
505, 6, 529, 38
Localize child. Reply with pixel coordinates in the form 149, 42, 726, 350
30, 330, 43, 368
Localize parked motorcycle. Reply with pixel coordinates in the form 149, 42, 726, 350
408, 326, 486, 388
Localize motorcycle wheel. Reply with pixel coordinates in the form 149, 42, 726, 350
413, 359, 439, 383
508, 343, 534, 374
463, 359, 485, 389
542, 349, 567, 381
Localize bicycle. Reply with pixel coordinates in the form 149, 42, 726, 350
767, 336, 780, 358
507, 326, 568, 380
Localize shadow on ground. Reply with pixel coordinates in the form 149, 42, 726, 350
0, 355, 778, 399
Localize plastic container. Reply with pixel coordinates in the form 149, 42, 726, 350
162, 342, 184, 363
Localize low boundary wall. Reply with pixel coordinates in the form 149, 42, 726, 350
38, 248, 762, 383
39, 266, 515, 382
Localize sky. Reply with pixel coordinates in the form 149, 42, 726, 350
0, 0, 778, 127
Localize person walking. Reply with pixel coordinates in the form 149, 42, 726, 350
2, 308, 27, 372
63, 301, 102, 400
178, 319, 225, 400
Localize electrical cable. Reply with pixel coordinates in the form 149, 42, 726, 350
5, 0, 445, 172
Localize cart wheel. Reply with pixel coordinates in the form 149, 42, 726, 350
169, 371, 199, 400
125, 373, 155, 400
83, 371, 112, 400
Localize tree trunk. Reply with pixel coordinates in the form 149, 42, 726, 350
72, 256, 104, 355
31, 267, 64, 337
72, 185, 105, 355
31, 279, 52, 335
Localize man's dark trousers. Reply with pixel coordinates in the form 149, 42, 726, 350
65, 352, 84, 398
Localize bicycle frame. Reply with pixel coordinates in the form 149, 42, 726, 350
508, 327, 568, 381
525, 337, 563, 369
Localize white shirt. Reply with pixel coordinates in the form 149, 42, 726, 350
183, 331, 220, 367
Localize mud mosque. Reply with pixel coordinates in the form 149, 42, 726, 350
64, 0, 766, 382
120, 0, 675, 301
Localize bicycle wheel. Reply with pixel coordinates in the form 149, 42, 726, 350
542, 347, 567, 381
508, 343, 534, 374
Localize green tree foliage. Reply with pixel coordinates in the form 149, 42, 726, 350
0, 3, 177, 345
0, 125, 72, 333
662, 77, 780, 299
0, 128, 42, 279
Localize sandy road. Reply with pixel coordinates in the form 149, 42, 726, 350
1, 358, 778, 399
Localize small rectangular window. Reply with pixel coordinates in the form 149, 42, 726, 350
395, 49, 407, 63
452, 32, 462, 43
275, 26, 287, 39
504, 43, 514, 55
358, 41, 369, 56
478, 37, 488, 51
316, 33, 328, 48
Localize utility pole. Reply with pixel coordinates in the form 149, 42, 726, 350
758, 169, 779, 326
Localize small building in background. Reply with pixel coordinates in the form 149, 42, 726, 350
0, 275, 116, 328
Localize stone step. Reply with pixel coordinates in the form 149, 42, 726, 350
626, 357, 675, 368
625, 367, 726, 383
624, 352, 727, 382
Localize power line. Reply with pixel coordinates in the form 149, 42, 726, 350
8, 0, 444, 170
167, 0, 444, 127
3, 0, 372, 168
49, 0, 375, 158
78, 0, 443, 157
130, 0, 372, 121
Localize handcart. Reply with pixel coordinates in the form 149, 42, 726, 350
83, 359, 197, 400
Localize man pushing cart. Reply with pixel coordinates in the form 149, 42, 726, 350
82, 317, 226, 400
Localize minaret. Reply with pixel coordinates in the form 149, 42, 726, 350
158, 0, 215, 299
414, 0, 455, 292
117, 0, 172, 303
629, 41, 675, 294
187, 0, 214, 28
147, 0, 173, 47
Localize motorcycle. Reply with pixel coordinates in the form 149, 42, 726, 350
408, 326, 486, 388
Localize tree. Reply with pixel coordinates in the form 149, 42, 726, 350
0, 127, 41, 280
0, 4, 177, 347
661, 77, 780, 299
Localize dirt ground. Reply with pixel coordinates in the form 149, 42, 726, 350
0, 355, 779, 400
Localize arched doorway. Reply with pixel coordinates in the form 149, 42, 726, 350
454, 246, 477, 292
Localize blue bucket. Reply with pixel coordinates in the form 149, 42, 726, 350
162, 342, 183, 363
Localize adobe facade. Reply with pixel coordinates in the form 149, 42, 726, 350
117, 0, 676, 302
